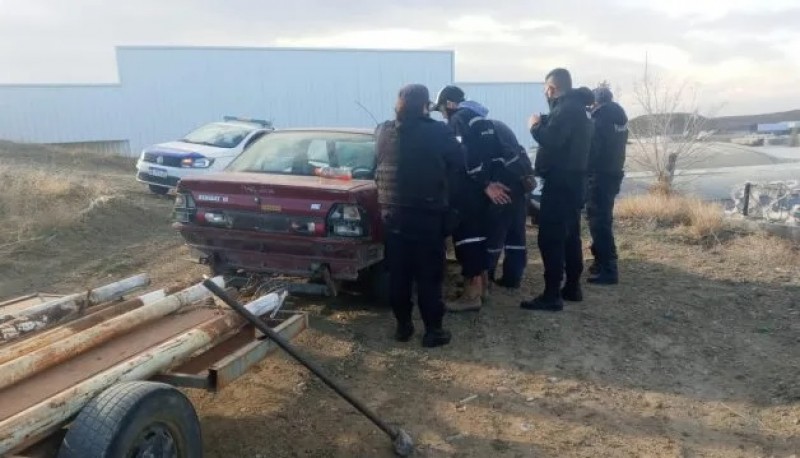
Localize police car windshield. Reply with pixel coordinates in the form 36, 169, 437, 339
181, 122, 253, 148
226, 131, 376, 178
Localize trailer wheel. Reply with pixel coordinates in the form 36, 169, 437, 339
58, 381, 202, 458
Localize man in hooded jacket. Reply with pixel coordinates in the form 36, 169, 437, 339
433, 85, 513, 313
586, 86, 628, 285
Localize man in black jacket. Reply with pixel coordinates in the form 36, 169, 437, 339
586, 86, 628, 285
522, 68, 593, 312
375, 84, 463, 348
433, 86, 511, 313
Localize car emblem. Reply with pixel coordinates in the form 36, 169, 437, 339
156, 156, 163, 165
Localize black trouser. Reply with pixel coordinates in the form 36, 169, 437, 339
452, 188, 488, 278
385, 232, 446, 331
537, 179, 584, 296
586, 172, 623, 272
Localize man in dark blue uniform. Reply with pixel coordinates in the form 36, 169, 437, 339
433, 86, 512, 312
486, 119, 532, 290
375, 84, 463, 348
522, 69, 593, 312
586, 86, 628, 285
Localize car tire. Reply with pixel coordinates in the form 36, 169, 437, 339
148, 184, 170, 195
57, 381, 202, 458
528, 202, 540, 226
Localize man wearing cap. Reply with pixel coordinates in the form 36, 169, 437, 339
432, 85, 512, 313
586, 85, 628, 285
375, 84, 463, 348
522, 68, 593, 312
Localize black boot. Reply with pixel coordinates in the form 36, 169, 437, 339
422, 328, 452, 348
520, 292, 564, 312
587, 263, 618, 285
588, 260, 600, 276
561, 282, 583, 302
394, 322, 415, 342
493, 277, 521, 289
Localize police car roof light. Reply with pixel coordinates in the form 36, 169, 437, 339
223, 116, 273, 128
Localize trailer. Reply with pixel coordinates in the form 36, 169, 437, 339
0, 274, 307, 457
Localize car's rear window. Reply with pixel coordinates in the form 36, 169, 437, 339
226, 131, 376, 179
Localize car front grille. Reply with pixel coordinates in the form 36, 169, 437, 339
143, 152, 183, 168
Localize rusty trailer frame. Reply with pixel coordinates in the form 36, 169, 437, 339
0, 283, 307, 458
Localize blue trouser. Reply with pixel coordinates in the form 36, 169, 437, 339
586, 172, 623, 273
486, 194, 528, 286
452, 188, 489, 278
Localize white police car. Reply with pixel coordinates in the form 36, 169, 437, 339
135, 117, 274, 195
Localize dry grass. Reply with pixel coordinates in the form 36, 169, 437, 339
616, 192, 724, 239
0, 165, 112, 251
725, 232, 800, 269
0, 140, 135, 171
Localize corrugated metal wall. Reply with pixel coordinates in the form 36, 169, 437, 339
0, 46, 545, 156
457, 82, 547, 148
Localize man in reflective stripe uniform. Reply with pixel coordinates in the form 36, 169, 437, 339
375, 84, 463, 348
433, 85, 511, 312
485, 119, 531, 289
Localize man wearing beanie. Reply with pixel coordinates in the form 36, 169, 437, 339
375, 84, 463, 348
586, 85, 628, 285
433, 85, 512, 313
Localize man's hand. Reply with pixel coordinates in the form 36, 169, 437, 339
485, 182, 512, 205
528, 114, 542, 130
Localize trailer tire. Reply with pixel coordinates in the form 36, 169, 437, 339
57, 381, 202, 458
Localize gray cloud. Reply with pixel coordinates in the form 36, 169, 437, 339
0, 0, 798, 115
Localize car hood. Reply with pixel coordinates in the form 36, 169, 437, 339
144, 141, 234, 158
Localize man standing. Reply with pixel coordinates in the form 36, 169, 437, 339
587, 86, 628, 285
521, 68, 593, 312
375, 84, 463, 348
433, 85, 511, 312
486, 119, 531, 290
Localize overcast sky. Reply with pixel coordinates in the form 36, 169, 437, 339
1, 0, 798, 116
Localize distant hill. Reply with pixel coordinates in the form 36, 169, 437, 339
629, 109, 800, 134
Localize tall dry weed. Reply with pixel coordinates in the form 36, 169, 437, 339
616, 193, 724, 239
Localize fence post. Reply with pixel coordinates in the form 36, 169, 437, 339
743, 182, 752, 216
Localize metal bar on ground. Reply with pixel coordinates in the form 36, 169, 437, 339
150, 373, 211, 390
0, 307, 244, 455
0, 277, 224, 391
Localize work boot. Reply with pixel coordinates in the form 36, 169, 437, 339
422, 328, 452, 348
587, 263, 619, 285
588, 260, 600, 276
561, 282, 583, 302
394, 322, 415, 342
446, 276, 482, 313
520, 293, 564, 312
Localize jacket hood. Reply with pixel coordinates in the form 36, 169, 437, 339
458, 100, 489, 117
593, 101, 628, 125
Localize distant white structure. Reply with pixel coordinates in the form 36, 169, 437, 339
757, 121, 800, 134
0, 46, 546, 156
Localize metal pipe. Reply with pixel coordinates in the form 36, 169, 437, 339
0, 286, 183, 366
0, 277, 224, 391
0, 274, 151, 343
0, 308, 244, 456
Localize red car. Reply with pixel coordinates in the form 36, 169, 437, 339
172, 128, 387, 298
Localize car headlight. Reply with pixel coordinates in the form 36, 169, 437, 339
181, 157, 214, 168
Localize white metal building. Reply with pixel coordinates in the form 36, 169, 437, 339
0, 46, 546, 156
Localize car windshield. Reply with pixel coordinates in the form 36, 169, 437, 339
226, 131, 376, 179
181, 122, 254, 148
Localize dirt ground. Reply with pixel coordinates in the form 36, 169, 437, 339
2, 145, 800, 457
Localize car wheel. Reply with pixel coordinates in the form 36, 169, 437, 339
148, 184, 170, 195
528, 202, 540, 226
58, 381, 202, 458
